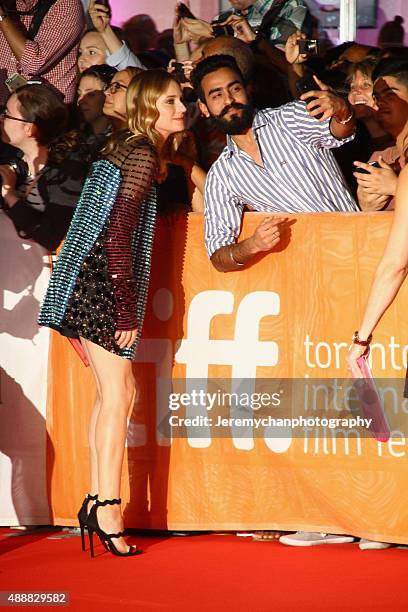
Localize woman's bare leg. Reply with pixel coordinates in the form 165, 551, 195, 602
81, 337, 136, 553
80, 339, 101, 506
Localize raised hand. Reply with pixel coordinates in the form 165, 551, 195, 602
88, 0, 110, 33
301, 75, 352, 122
219, 14, 256, 43
285, 30, 308, 65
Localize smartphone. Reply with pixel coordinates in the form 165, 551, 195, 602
298, 39, 319, 56
174, 62, 189, 84
354, 161, 381, 174
296, 73, 323, 120
355, 356, 390, 442
5, 73, 28, 93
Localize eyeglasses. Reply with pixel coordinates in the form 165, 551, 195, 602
0, 108, 32, 122
105, 82, 127, 94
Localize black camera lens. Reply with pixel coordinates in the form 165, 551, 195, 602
174, 63, 189, 84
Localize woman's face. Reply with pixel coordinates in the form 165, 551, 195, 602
348, 70, 375, 117
78, 32, 107, 73
0, 94, 31, 147
77, 75, 106, 124
154, 80, 186, 141
103, 70, 132, 123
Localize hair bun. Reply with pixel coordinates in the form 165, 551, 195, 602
394, 15, 404, 25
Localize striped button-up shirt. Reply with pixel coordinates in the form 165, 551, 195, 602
204, 101, 357, 257
0, 0, 85, 105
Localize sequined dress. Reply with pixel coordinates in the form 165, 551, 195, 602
39, 140, 158, 360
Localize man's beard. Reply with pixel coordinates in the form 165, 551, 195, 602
209, 102, 254, 135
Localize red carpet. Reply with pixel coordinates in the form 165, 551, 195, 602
0, 528, 406, 611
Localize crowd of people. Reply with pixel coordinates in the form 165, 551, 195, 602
1, 0, 408, 556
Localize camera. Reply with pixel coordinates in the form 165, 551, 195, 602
0, 145, 27, 209
5, 73, 28, 93
298, 39, 319, 56
173, 62, 189, 84
0, 146, 28, 190
212, 23, 234, 37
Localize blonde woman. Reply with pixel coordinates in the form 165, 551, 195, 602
39, 70, 186, 557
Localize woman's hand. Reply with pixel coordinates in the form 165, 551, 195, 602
353, 157, 398, 197
115, 328, 138, 349
88, 0, 110, 33
0, 164, 18, 202
346, 343, 367, 378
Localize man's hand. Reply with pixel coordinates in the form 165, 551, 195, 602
300, 76, 352, 122
88, 0, 110, 33
248, 216, 282, 253
115, 328, 138, 349
285, 30, 308, 65
210, 216, 287, 272
353, 157, 398, 196
219, 14, 256, 43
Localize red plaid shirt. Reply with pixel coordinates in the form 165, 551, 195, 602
0, 0, 85, 104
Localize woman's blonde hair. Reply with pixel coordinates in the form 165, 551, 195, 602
127, 69, 179, 150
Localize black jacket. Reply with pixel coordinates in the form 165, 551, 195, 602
3, 155, 89, 251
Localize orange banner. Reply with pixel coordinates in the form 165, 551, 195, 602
47, 212, 408, 543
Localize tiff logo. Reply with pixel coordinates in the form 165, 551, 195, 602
128, 289, 291, 453
175, 290, 283, 451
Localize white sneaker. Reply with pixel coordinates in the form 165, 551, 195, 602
279, 531, 354, 547
359, 538, 392, 550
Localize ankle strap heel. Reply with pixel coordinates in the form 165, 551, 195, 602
87, 497, 142, 558
95, 497, 121, 507
77, 493, 98, 552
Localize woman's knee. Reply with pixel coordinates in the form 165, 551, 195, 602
99, 370, 136, 407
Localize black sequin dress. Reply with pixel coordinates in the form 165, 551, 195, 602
39, 140, 158, 360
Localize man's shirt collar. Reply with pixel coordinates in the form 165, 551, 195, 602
226, 109, 269, 156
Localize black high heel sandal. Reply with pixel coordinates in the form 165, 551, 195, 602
87, 498, 142, 558
77, 493, 98, 551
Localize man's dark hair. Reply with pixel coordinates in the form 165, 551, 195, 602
190, 54, 245, 102
80, 64, 118, 89
372, 57, 408, 87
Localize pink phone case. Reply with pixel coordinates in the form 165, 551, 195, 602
356, 356, 390, 442
67, 338, 90, 367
